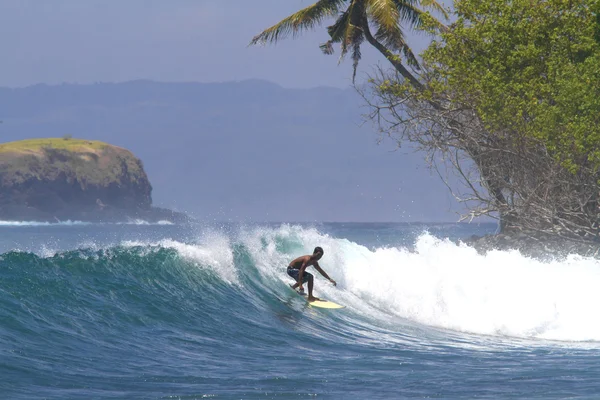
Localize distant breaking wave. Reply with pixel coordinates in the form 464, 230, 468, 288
119, 219, 174, 225
0, 220, 92, 227
0, 219, 174, 227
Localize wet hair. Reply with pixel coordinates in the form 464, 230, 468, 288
313, 246, 324, 255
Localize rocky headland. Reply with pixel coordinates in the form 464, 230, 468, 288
0, 138, 188, 223
463, 229, 600, 260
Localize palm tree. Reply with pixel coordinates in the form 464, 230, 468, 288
250, 0, 447, 88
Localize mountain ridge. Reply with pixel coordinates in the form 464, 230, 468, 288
0, 79, 459, 222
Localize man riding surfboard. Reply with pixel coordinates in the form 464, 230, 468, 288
287, 246, 336, 302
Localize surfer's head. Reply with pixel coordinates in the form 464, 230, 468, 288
313, 246, 324, 260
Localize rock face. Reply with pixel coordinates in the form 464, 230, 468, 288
463, 230, 600, 260
0, 138, 184, 222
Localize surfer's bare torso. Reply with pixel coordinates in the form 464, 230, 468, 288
288, 255, 320, 270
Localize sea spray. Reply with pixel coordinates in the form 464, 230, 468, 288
238, 225, 600, 341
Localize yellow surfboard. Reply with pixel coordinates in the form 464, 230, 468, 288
288, 284, 345, 309
307, 298, 345, 309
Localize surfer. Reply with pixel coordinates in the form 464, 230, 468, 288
287, 246, 337, 302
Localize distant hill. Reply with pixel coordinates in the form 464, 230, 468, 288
0, 80, 461, 222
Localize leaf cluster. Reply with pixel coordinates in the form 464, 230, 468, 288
423, 0, 600, 173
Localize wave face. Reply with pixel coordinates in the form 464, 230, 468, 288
2, 223, 600, 399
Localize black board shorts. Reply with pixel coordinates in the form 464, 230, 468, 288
287, 266, 312, 283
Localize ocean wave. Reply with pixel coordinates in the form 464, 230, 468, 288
3, 223, 600, 343
235, 224, 600, 342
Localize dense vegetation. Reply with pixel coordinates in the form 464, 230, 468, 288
369, 0, 600, 240
254, 0, 600, 241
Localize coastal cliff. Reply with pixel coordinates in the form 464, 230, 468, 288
0, 138, 186, 223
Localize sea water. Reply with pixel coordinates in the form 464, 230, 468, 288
1, 221, 599, 399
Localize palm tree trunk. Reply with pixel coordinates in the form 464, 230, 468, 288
359, 15, 512, 230
360, 17, 423, 90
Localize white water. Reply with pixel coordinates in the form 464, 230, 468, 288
0, 219, 174, 226
0, 220, 91, 226
122, 234, 238, 285
107, 224, 600, 342
238, 225, 600, 342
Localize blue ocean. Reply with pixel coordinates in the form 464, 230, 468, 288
2, 220, 600, 399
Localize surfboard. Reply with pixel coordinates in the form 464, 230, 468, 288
288, 284, 345, 309
306, 298, 345, 309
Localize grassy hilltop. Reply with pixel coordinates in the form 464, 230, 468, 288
0, 138, 107, 152
0, 138, 148, 187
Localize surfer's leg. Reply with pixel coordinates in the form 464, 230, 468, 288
298, 272, 311, 294
287, 267, 301, 290
306, 273, 319, 301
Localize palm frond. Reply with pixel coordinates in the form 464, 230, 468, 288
326, 9, 351, 42
372, 17, 420, 70
339, 0, 364, 61
402, 44, 420, 69
392, 0, 447, 30
415, 0, 448, 20
351, 34, 364, 82
320, 41, 335, 54
367, 0, 400, 34
374, 23, 406, 52
338, 15, 365, 81
392, 0, 427, 30
339, 23, 362, 60
250, 0, 347, 45
320, 9, 351, 54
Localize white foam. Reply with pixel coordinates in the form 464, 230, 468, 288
122, 235, 237, 284
59, 222, 600, 342
0, 219, 174, 227
241, 225, 600, 342
0, 220, 90, 226
119, 219, 174, 225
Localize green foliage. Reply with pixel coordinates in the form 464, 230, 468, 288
594, 1, 600, 44
423, 0, 600, 172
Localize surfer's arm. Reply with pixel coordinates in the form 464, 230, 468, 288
314, 263, 336, 286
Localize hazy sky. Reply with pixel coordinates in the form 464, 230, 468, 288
0, 1, 466, 222
0, 1, 434, 89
